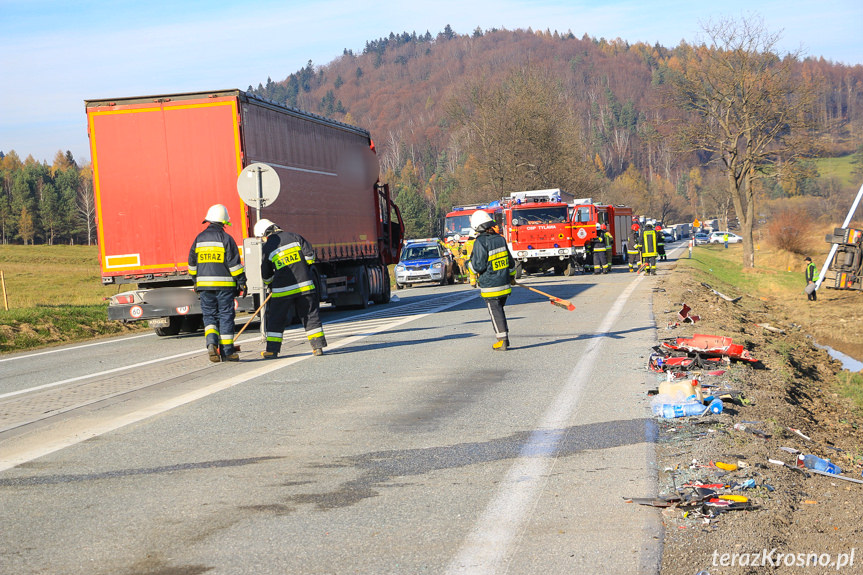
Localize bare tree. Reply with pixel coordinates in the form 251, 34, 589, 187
667, 16, 816, 267
77, 166, 96, 245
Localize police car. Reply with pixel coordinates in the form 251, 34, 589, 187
394, 238, 455, 289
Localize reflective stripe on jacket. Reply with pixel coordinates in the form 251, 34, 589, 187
188, 223, 245, 290
640, 230, 658, 257
468, 231, 515, 299
261, 230, 317, 298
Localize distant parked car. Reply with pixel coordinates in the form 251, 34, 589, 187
709, 231, 742, 244
661, 232, 674, 244
693, 233, 711, 245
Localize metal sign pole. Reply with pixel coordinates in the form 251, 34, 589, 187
236, 162, 281, 346
255, 166, 267, 342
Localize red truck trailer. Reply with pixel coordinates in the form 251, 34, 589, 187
86, 89, 403, 335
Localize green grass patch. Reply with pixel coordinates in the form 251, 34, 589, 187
0, 245, 122, 307
0, 304, 139, 353
813, 154, 857, 188
0, 245, 144, 353
675, 243, 802, 299
836, 371, 863, 412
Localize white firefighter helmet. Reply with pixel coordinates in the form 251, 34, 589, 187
253, 218, 279, 238
470, 210, 494, 232
203, 204, 231, 225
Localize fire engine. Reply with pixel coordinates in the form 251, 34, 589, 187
444, 202, 502, 244
501, 189, 577, 277
570, 201, 634, 268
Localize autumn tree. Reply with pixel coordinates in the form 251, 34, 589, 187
667, 16, 816, 267
447, 66, 601, 202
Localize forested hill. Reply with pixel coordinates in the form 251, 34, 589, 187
246, 26, 863, 237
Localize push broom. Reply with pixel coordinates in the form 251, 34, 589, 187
513, 283, 575, 311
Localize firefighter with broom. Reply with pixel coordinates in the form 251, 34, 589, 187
255, 218, 327, 358
468, 210, 517, 351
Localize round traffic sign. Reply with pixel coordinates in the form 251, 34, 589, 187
237, 163, 280, 208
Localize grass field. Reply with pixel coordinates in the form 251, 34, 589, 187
676, 241, 820, 299
813, 154, 858, 188
0, 245, 142, 352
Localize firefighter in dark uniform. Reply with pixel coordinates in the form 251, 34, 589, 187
640, 223, 659, 275
468, 210, 516, 351
804, 256, 818, 301
255, 219, 327, 358
628, 222, 642, 272
188, 204, 246, 362
656, 224, 667, 261
582, 240, 594, 274
601, 224, 614, 273
592, 223, 608, 275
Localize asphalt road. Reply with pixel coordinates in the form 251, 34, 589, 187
0, 263, 668, 574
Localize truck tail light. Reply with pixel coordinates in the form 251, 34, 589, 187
114, 294, 135, 304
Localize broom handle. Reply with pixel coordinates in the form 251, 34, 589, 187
514, 282, 571, 304
235, 293, 273, 340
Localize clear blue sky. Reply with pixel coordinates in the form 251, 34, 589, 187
1, 0, 861, 164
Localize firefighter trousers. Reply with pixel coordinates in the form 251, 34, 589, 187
264, 293, 327, 353
199, 289, 237, 356
642, 256, 657, 274
627, 251, 640, 271
593, 249, 608, 273
484, 295, 509, 342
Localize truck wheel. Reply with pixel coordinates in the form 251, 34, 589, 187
154, 316, 182, 336
380, 268, 392, 303
355, 265, 370, 309
553, 263, 565, 276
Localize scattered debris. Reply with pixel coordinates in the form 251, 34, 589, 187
701, 282, 742, 303
755, 322, 785, 334
661, 334, 759, 363
677, 303, 700, 323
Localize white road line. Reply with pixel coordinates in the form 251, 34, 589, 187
1, 292, 477, 400
0, 333, 154, 364
0, 292, 477, 472
445, 275, 643, 575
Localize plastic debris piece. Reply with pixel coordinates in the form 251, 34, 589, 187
788, 427, 812, 441
734, 422, 770, 439
714, 461, 738, 471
